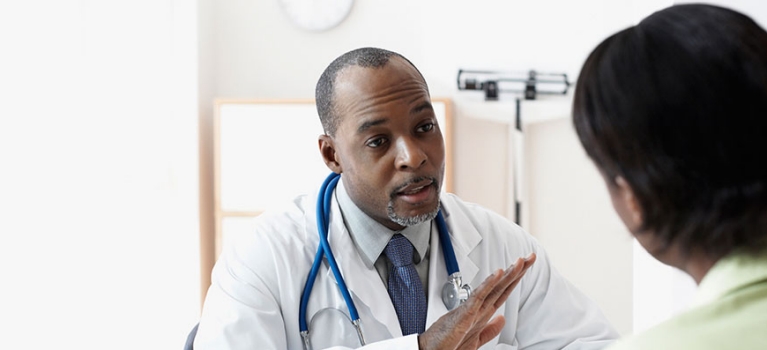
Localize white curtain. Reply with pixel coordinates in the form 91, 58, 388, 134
0, 1, 200, 349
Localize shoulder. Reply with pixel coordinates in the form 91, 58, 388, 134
609, 295, 767, 350
440, 193, 511, 230
439, 193, 540, 256
216, 194, 317, 282
250, 194, 312, 239
606, 319, 705, 350
228, 194, 312, 248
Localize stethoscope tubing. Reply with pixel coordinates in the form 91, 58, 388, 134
298, 172, 462, 345
299, 173, 360, 335
434, 210, 458, 276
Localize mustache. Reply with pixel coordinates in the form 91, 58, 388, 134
390, 176, 440, 199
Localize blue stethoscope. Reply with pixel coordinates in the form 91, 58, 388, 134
299, 172, 471, 349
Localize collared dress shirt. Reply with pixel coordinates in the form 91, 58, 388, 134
335, 178, 431, 294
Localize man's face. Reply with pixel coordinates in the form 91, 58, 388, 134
327, 57, 445, 231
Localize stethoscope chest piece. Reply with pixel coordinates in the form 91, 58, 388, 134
441, 272, 472, 310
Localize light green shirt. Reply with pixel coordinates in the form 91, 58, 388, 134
608, 251, 767, 350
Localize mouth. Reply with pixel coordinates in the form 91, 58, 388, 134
392, 177, 438, 204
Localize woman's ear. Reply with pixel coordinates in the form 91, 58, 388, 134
319, 135, 342, 173
614, 176, 643, 230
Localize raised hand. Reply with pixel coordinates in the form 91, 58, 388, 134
418, 253, 537, 350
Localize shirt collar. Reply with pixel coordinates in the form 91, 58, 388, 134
693, 249, 767, 306
336, 177, 431, 268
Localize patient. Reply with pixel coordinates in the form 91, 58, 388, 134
573, 4, 767, 350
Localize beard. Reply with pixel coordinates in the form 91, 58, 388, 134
387, 203, 440, 227
386, 176, 441, 227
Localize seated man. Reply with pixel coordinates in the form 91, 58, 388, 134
573, 4, 767, 350
195, 47, 617, 349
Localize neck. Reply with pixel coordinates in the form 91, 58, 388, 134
680, 250, 719, 285
683, 259, 717, 284
650, 242, 720, 285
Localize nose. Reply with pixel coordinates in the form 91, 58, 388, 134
394, 137, 427, 171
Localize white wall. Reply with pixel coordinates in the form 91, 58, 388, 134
525, 117, 635, 335
199, 0, 668, 214
0, 1, 200, 349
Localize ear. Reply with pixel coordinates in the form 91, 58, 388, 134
319, 134, 342, 173
614, 176, 643, 229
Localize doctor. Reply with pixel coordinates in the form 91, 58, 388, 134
194, 47, 617, 349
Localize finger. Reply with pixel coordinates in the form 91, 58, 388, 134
480, 254, 533, 301
493, 256, 537, 308
483, 258, 525, 307
467, 268, 505, 304
522, 253, 537, 269
478, 315, 506, 345
460, 265, 520, 329
459, 255, 536, 323
454, 314, 506, 350
461, 258, 524, 329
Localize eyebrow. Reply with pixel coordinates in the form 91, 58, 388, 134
412, 101, 434, 114
357, 118, 388, 133
355, 101, 435, 134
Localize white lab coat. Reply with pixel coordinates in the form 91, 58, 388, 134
195, 190, 618, 350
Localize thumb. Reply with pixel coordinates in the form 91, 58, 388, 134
478, 315, 506, 345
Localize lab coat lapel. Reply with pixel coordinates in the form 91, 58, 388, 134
426, 203, 480, 326
323, 194, 403, 338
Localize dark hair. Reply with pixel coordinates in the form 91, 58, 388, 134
315, 47, 425, 136
573, 4, 767, 260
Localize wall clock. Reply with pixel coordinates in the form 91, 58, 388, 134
279, 0, 354, 32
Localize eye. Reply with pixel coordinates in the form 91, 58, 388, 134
366, 136, 388, 148
417, 122, 434, 133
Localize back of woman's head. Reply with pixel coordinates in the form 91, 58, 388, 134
573, 4, 767, 260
